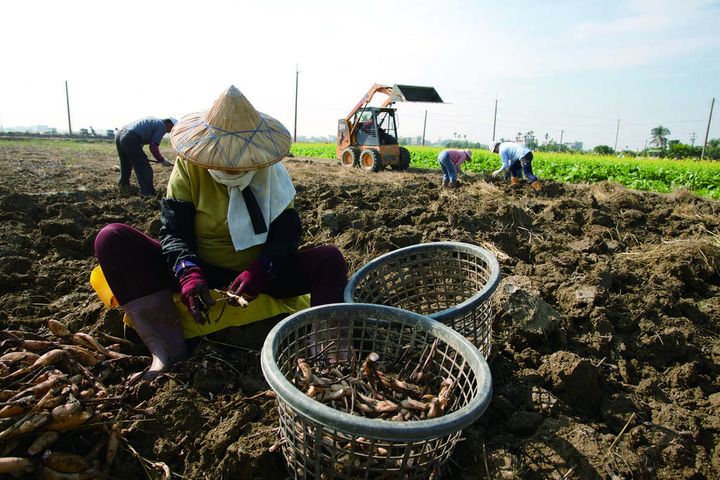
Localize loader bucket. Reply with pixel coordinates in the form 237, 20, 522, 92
391, 84, 444, 103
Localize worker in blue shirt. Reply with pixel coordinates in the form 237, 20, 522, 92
116, 117, 177, 196
489, 141, 542, 191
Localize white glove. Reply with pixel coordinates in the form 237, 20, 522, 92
491, 169, 502, 178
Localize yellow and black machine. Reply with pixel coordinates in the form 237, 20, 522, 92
337, 84, 443, 172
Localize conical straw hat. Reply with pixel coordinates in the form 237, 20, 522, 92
170, 86, 291, 171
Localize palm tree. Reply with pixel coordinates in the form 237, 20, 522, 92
650, 125, 671, 149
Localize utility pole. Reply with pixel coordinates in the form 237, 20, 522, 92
690, 131, 696, 146
421, 110, 427, 146
701, 97, 715, 161
491, 97, 498, 141
559, 129, 564, 150
613, 117, 620, 152
65, 81, 72, 136
293, 64, 299, 142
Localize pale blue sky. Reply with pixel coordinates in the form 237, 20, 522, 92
1, 0, 718, 149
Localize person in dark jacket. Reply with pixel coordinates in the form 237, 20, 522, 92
94, 86, 348, 380
115, 117, 177, 196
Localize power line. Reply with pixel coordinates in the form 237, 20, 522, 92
304, 108, 708, 132
296, 91, 720, 146
497, 101, 619, 121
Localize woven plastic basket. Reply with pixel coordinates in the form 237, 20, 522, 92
261, 303, 492, 480
343, 242, 500, 357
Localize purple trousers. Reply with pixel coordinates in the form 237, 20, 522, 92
94, 223, 348, 307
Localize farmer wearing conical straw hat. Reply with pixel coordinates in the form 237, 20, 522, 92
93, 86, 348, 381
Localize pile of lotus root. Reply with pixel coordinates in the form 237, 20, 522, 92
0, 320, 158, 479
295, 339, 456, 421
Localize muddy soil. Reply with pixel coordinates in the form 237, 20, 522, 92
0, 138, 719, 479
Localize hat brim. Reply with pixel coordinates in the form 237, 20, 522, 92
170, 111, 291, 171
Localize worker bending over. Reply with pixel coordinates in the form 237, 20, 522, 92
115, 117, 177, 196
489, 141, 542, 191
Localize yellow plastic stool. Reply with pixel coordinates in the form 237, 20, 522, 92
90, 265, 119, 308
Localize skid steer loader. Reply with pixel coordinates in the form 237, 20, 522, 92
336, 84, 443, 172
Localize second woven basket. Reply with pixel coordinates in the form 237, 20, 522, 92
343, 242, 500, 357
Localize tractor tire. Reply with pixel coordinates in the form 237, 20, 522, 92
359, 149, 382, 172
392, 147, 411, 171
340, 147, 360, 168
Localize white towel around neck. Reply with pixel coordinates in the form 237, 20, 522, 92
208, 163, 296, 251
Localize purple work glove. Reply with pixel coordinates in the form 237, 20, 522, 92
178, 267, 215, 323
227, 260, 269, 304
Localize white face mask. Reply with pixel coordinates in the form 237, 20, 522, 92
207, 168, 256, 189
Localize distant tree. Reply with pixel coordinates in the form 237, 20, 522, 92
650, 125, 671, 149
515, 130, 538, 150
593, 145, 614, 155
667, 140, 701, 159
521, 131, 538, 149
537, 139, 560, 152
444, 140, 483, 148
451, 132, 469, 147
706, 139, 720, 160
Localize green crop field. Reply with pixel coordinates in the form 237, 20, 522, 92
291, 143, 720, 200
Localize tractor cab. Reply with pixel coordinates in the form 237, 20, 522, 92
354, 108, 398, 147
